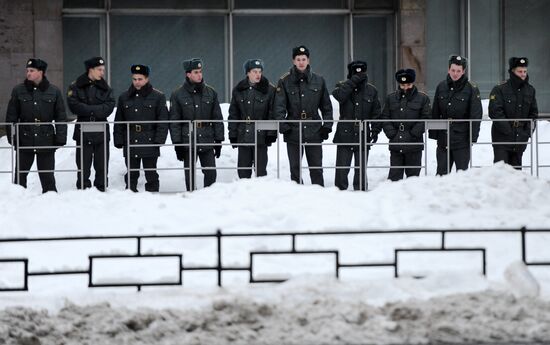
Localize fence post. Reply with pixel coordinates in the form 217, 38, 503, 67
216, 229, 222, 287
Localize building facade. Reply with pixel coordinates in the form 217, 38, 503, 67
0, 0, 548, 124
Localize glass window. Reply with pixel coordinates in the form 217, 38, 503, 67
504, 0, 550, 113
63, 0, 104, 8
470, 0, 501, 98
425, 0, 461, 97
354, 0, 397, 10
63, 17, 102, 97
232, 15, 346, 97
110, 0, 227, 9
110, 15, 226, 101
234, 0, 346, 9
353, 15, 395, 96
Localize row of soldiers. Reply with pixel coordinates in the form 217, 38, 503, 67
5, 46, 539, 193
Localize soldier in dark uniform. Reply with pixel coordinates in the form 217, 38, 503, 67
382, 69, 431, 181
113, 64, 169, 192
273, 45, 333, 186
489, 57, 538, 169
67, 57, 115, 191
332, 60, 381, 191
228, 59, 277, 178
429, 55, 482, 175
169, 58, 224, 191
5, 58, 67, 193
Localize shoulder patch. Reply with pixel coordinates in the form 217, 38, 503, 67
67, 89, 73, 97
279, 72, 290, 80
490, 94, 496, 100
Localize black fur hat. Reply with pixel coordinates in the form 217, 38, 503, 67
84, 57, 105, 70
448, 54, 468, 69
509, 57, 528, 71
131, 64, 150, 76
26, 58, 48, 72
292, 45, 310, 59
243, 59, 264, 74
183, 58, 203, 73
395, 68, 416, 84
347, 60, 367, 79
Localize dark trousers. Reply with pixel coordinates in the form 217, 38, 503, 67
287, 143, 324, 186
388, 150, 423, 181
183, 148, 216, 191
237, 145, 268, 178
335, 146, 369, 191
76, 141, 109, 191
124, 157, 159, 192
15, 149, 56, 193
436, 146, 471, 175
493, 148, 524, 170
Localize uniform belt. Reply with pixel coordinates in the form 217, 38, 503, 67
195, 121, 212, 128
399, 123, 405, 131
512, 120, 521, 128
131, 124, 152, 132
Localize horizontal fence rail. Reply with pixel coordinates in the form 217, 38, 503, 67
1, 117, 549, 191
0, 228, 548, 292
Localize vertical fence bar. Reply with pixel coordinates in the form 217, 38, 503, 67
217, 229, 222, 287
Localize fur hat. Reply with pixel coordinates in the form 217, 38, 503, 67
508, 57, 528, 71
395, 68, 416, 84
183, 58, 203, 73
26, 58, 48, 72
448, 54, 468, 69
84, 57, 105, 70
243, 59, 264, 74
131, 64, 150, 76
292, 45, 310, 59
347, 60, 367, 79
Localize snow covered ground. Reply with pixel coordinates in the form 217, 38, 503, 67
1, 99, 550, 344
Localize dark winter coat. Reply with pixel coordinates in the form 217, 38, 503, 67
228, 76, 276, 145
382, 86, 431, 153
489, 73, 538, 152
273, 66, 333, 144
5, 78, 67, 152
332, 76, 381, 147
113, 83, 169, 158
429, 75, 482, 150
67, 73, 115, 143
169, 79, 224, 152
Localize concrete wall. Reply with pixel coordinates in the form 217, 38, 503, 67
0, 0, 63, 125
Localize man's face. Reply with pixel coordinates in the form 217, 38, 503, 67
448, 63, 465, 82
26, 68, 43, 84
293, 55, 309, 72
247, 68, 262, 83
513, 66, 528, 81
399, 83, 414, 91
132, 74, 149, 90
88, 65, 105, 81
186, 69, 203, 83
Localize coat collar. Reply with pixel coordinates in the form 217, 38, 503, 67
76, 73, 109, 91
290, 65, 312, 83
128, 82, 153, 98
24, 77, 50, 92
236, 76, 270, 94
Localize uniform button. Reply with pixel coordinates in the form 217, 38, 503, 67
301, 94, 304, 97
448, 103, 451, 106
135, 155, 138, 157
399, 135, 402, 139
354, 89, 357, 91
450, 88, 454, 91
356, 103, 359, 106
136, 94, 139, 97
300, 79, 303, 82
400, 108, 403, 111
246, 130, 249, 133
247, 101, 251, 104
193, 90, 196, 93
249, 87, 252, 89
399, 150, 403, 153
519, 105, 522, 107
195, 105, 198, 108
34, 102, 37, 105
35, 134, 38, 136
135, 109, 138, 112
304, 126, 307, 128
33, 87, 37, 90
199, 134, 201, 137
135, 140, 138, 142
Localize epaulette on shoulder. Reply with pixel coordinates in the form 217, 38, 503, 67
153, 87, 164, 94
279, 72, 290, 80
204, 83, 216, 92
418, 90, 429, 96
367, 82, 378, 91
269, 82, 276, 88
499, 80, 507, 85
467, 81, 478, 88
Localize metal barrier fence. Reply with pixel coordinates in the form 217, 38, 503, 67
1, 118, 549, 191
0, 227, 548, 292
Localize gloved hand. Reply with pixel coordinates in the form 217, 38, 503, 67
174, 146, 185, 161
350, 72, 367, 86
320, 127, 331, 141
229, 136, 238, 149
370, 132, 378, 144
114, 143, 123, 149
214, 142, 222, 158
265, 133, 278, 147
